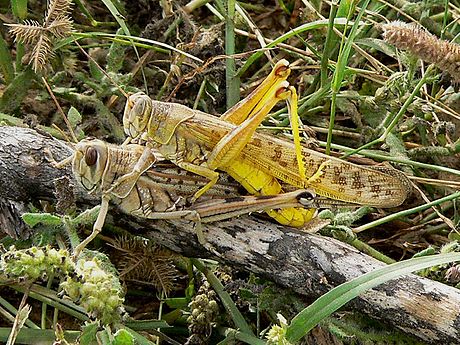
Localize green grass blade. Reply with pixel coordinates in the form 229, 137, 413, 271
225, 0, 240, 108
326, 0, 370, 155
124, 320, 171, 330
11, 0, 28, 20
354, 191, 460, 233
100, 0, 130, 35
320, 1, 338, 87
72, 32, 201, 62
331, 0, 363, 88
325, 140, 460, 177
319, 0, 356, 85
0, 33, 14, 84
74, 0, 99, 26
285, 253, 460, 342
238, 18, 354, 76
0, 328, 80, 344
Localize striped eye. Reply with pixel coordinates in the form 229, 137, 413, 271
85, 147, 98, 166
297, 190, 316, 206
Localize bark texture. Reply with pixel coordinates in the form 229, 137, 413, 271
1, 126, 460, 344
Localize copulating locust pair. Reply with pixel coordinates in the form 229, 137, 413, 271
120, 59, 411, 211
58, 59, 411, 257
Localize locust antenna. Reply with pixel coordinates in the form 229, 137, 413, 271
74, 40, 130, 100
52, 123, 74, 144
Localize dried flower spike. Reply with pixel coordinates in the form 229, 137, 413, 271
382, 21, 460, 82
7, 0, 73, 73
111, 235, 179, 295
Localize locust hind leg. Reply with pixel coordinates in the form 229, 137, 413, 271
222, 60, 308, 185
219, 60, 306, 182
185, 189, 318, 254
221, 59, 291, 124
226, 158, 317, 227
284, 86, 331, 185
141, 209, 222, 257
285, 86, 307, 181
207, 73, 307, 184
206, 81, 293, 172
192, 188, 318, 225
206, 60, 294, 174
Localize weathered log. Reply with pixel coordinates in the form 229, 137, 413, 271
0, 126, 459, 344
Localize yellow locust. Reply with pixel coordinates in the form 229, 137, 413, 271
120, 60, 411, 221
121, 60, 319, 227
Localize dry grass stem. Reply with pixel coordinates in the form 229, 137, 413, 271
111, 236, 179, 295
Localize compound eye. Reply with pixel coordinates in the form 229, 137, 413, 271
85, 147, 98, 166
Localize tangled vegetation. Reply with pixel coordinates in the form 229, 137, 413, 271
0, 0, 460, 344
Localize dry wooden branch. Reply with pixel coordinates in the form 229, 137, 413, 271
0, 126, 459, 343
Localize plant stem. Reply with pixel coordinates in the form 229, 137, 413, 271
225, 0, 240, 108
354, 191, 460, 233
350, 239, 395, 264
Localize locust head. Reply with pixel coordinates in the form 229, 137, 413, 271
72, 139, 109, 193
123, 92, 152, 142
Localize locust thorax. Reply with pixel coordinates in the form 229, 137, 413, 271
72, 139, 109, 193
123, 92, 153, 141
123, 91, 195, 145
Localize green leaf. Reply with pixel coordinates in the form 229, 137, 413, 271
97, 329, 111, 345
107, 28, 126, 73
112, 329, 135, 345
67, 106, 85, 140
67, 106, 82, 127
239, 287, 257, 300
0, 68, 35, 113
122, 328, 156, 345
355, 37, 398, 59
0, 33, 14, 84
449, 232, 460, 242
164, 297, 188, 309
89, 60, 105, 81
285, 253, 460, 342
79, 321, 99, 345
21, 212, 62, 227
11, 0, 28, 20
412, 246, 436, 258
